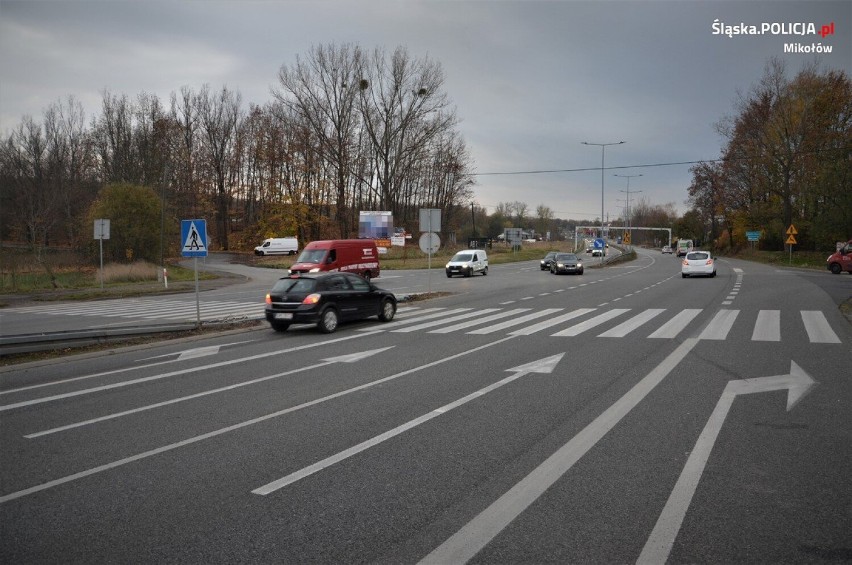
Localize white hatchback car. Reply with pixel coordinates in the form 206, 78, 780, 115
681, 250, 716, 278
446, 250, 488, 277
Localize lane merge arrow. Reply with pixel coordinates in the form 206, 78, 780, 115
638, 361, 817, 565
253, 353, 566, 495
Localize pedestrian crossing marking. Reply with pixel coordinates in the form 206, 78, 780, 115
3, 302, 844, 344
599, 308, 665, 338
801, 310, 841, 343
698, 309, 739, 340
509, 308, 597, 336
648, 309, 702, 339
552, 309, 630, 337
752, 310, 780, 341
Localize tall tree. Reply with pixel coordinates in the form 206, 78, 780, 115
198, 84, 242, 250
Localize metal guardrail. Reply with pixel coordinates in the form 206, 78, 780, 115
0, 323, 202, 356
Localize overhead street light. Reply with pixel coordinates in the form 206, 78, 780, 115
582, 140, 625, 262
615, 173, 642, 245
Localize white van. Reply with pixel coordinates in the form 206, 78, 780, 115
445, 249, 489, 277
255, 237, 299, 256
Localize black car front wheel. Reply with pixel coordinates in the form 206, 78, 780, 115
378, 298, 396, 322
318, 307, 340, 333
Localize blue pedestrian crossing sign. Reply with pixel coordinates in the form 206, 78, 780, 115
181, 219, 208, 257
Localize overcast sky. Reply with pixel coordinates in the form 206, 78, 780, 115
1, 0, 849, 222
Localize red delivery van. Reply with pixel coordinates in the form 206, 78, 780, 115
288, 239, 381, 281
826, 240, 852, 274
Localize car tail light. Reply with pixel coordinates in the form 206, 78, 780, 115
682, 259, 688, 266
302, 293, 321, 305
706, 259, 714, 265
265, 293, 272, 305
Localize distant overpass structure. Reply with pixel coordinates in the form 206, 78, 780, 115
574, 226, 671, 249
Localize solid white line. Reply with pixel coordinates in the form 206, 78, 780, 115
418, 338, 700, 565
0, 335, 519, 504
751, 310, 781, 342
0, 331, 381, 412
25, 359, 341, 438
253, 357, 540, 495
800, 311, 841, 343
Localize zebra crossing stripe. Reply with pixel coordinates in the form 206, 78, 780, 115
551, 309, 631, 337
599, 309, 666, 338
509, 308, 597, 336
392, 309, 500, 333
648, 309, 702, 339
429, 308, 531, 334
752, 310, 781, 342
698, 309, 739, 340
800, 311, 841, 343
468, 308, 564, 335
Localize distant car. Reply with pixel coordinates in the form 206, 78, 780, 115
550, 253, 583, 275
592, 248, 604, 257
662, 245, 673, 254
264, 272, 396, 333
540, 251, 559, 270
681, 250, 716, 278
446, 250, 488, 277
586, 247, 594, 254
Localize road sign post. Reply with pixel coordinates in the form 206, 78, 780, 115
94, 219, 110, 289
786, 224, 798, 264
419, 209, 442, 294
181, 219, 208, 327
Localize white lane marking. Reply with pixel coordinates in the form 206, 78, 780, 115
638, 361, 816, 565
648, 309, 702, 339
697, 310, 739, 341
551, 309, 630, 337
598, 309, 665, 338
391, 309, 499, 333
358, 308, 466, 331
0, 331, 382, 412
466, 309, 563, 335
252, 353, 565, 495
418, 338, 701, 565
509, 308, 596, 336
751, 310, 781, 342
25, 348, 395, 438
429, 309, 531, 334
800, 310, 841, 343
0, 336, 519, 504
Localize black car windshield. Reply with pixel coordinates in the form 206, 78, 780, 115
451, 253, 473, 262
271, 278, 316, 293
295, 249, 326, 264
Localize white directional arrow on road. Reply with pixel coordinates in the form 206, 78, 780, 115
24, 347, 395, 438
253, 353, 566, 495
638, 361, 817, 565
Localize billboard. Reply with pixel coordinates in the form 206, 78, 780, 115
359, 211, 393, 239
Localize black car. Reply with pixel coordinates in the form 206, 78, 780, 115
550, 252, 584, 275
540, 251, 558, 271
264, 272, 396, 333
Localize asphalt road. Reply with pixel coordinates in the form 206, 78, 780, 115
1, 248, 850, 563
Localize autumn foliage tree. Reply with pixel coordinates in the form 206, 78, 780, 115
690, 58, 851, 251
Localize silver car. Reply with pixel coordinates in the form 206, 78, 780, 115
681, 251, 716, 278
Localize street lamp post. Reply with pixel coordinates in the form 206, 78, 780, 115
582, 140, 624, 262
615, 173, 642, 245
